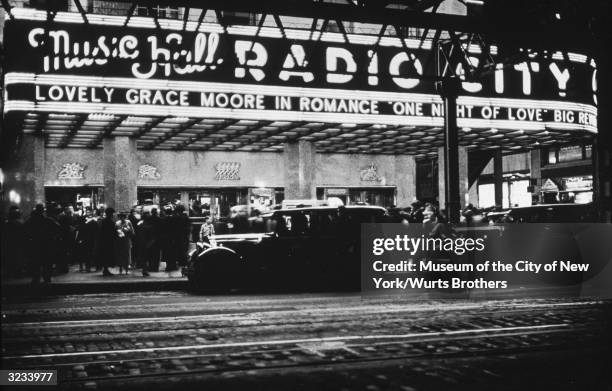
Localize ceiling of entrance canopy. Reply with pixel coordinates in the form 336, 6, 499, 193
12, 112, 592, 159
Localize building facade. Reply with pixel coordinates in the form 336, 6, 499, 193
0, 0, 598, 218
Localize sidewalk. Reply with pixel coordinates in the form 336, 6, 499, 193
2, 264, 189, 297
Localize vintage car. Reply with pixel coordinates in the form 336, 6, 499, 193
185, 205, 387, 291
483, 203, 596, 224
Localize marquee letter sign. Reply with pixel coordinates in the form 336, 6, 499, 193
2, 8, 597, 133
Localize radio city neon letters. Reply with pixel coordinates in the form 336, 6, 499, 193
25, 28, 589, 99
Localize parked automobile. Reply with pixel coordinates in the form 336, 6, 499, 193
476, 203, 598, 287
185, 206, 387, 291
485, 203, 596, 224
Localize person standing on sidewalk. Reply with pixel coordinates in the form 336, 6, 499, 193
149, 208, 162, 272
199, 215, 215, 244
168, 204, 191, 271
114, 213, 135, 275
128, 207, 141, 268
97, 207, 117, 276
45, 203, 65, 275
58, 205, 78, 273
23, 204, 60, 284
136, 212, 156, 277
1, 206, 25, 277
76, 207, 98, 272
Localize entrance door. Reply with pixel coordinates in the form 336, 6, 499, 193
45, 187, 103, 211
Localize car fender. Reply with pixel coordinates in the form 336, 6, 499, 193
196, 245, 239, 261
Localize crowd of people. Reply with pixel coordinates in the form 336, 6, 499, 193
1, 203, 191, 283
385, 201, 487, 226
1, 199, 489, 284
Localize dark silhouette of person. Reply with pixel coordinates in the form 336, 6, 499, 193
1, 206, 26, 277
159, 206, 174, 271
169, 204, 191, 271
58, 205, 78, 273
149, 208, 162, 272
97, 207, 117, 276
128, 208, 140, 264
45, 203, 65, 275
76, 208, 98, 272
23, 204, 61, 284
136, 212, 157, 276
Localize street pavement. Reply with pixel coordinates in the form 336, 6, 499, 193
1, 265, 187, 296
1, 291, 611, 390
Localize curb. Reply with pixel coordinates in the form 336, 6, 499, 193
2, 279, 189, 298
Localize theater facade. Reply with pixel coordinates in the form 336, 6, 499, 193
0, 6, 598, 216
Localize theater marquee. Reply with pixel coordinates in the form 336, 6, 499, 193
3, 8, 598, 133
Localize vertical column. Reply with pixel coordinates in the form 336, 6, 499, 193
103, 136, 137, 212
468, 180, 479, 207
283, 140, 315, 199
530, 149, 542, 205
180, 191, 190, 209
1, 134, 45, 215
438, 145, 469, 211
594, 42, 612, 223
494, 149, 504, 208
395, 155, 417, 207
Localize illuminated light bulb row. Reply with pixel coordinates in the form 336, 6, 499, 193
10, 8, 594, 67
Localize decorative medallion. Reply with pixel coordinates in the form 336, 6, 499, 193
57, 163, 85, 179
215, 162, 241, 180
138, 164, 161, 179
360, 163, 382, 182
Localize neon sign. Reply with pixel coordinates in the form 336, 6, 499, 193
2, 9, 598, 133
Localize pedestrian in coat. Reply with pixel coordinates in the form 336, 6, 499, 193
169, 204, 191, 270
97, 207, 117, 276
76, 208, 98, 272
23, 204, 61, 284
148, 208, 162, 272
114, 213, 135, 274
1, 206, 26, 277
136, 213, 157, 276
58, 205, 78, 273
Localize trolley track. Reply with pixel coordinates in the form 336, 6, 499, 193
3, 294, 611, 389
2, 303, 607, 360
8, 323, 607, 389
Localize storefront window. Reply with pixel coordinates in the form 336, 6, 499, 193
45, 187, 104, 212
416, 159, 437, 202
558, 145, 583, 163
478, 183, 495, 209
509, 180, 531, 208
136, 5, 179, 19
138, 188, 249, 220
478, 180, 531, 209
585, 144, 592, 159
249, 188, 275, 211
193, 189, 247, 220
325, 188, 349, 206
539, 176, 593, 205
546, 144, 592, 165
319, 188, 395, 208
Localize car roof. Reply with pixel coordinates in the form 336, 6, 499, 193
269, 205, 387, 214
509, 203, 591, 211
